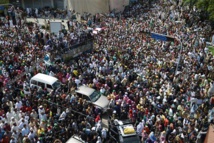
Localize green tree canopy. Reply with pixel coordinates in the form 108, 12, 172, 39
0, 0, 9, 5
183, 0, 214, 21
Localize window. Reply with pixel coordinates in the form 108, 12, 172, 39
52, 81, 61, 89
47, 84, 52, 89
89, 91, 101, 102
31, 80, 37, 85
38, 82, 45, 89
82, 95, 90, 101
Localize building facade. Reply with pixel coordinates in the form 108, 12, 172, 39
10, 0, 66, 9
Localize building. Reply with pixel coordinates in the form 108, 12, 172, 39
10, 0, 65, 9
9, 0, 131, 14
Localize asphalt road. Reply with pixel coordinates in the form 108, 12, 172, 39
102, 113, 109, 130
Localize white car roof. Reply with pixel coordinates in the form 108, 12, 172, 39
76, 85, 95, 96
31, 73, 58, 85
66, 135, 85, 143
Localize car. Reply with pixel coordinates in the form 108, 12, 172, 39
66, 135, 85, 143
108, 119, 141, 143
75, 85, 110, 112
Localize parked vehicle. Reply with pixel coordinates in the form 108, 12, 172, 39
108, 119, 141, 143
30, 73, 61, 92
75, 85, 109, 112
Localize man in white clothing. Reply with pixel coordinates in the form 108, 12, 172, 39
39, 112, 47, 123
59, 111, 66, 121
30, 109, 38, 120
38, 105, 45, 116
10, 117, 18, 127
75, 77, 81, 87
11, 123, 19, 133
136, 120, 144, 136
28, 128, 35, 142
15, 100, 22, 111
21, 124, 29, 137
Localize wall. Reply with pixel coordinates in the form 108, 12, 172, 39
67, 0, 109, 15
109, 0, 129, 12
23, 0, 54, 8
54, 0, 64, 9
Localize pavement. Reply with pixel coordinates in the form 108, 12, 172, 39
102, 113, 109, 129
26, 18, 69, 30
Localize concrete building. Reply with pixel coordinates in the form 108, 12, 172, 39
10, 0, 66, 9
10, 0, 132, 14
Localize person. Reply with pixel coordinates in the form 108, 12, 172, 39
0, 1, 213, 143
9, 136, 17, 143
96, 136, 102, 143
1, 133, 10, 143
21, 124, 29, 137
59, 111, 66, 121
136, 120, 144, 137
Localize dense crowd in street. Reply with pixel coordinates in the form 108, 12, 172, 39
0, 0, 214, 143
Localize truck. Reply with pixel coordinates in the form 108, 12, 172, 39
108, 119, 141, 143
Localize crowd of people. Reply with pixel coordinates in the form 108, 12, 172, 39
0, 0, 214, 143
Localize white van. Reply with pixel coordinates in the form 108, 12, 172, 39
30, 73, 61, 92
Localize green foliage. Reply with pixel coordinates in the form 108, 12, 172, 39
183, 0, 214, 21
207, 0, 214, 20
26, 22, 34, 27
41, 25, 46, 29
196, 0, 209, 10
183, 0, 198, 7
0, 0, 9, 5
46, 25, 50, 31
208, 46, 214, 55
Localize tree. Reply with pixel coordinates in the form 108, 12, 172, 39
0, 0, 9, 5
207, 0, 214, 20
182, 0, 198, 9
183, 0, 214, 21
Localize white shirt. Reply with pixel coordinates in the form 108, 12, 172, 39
39, 114, 47, 122
9, 138, 17, 143
18, 121, 25, 129
6, 112, 13, 122
59, 111, 66, 120
101, 128, 107, 139
30, 112, 38, 119
15, 101, 22, 110
21, 127, 29, 136
75, 78, 81, 86
137, 122, 144, 135
28, 131, 35, 140
11, 125, 19, 133
12, 132, 19, 140
10, 119, 18, 127
38, 108, 45, 116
